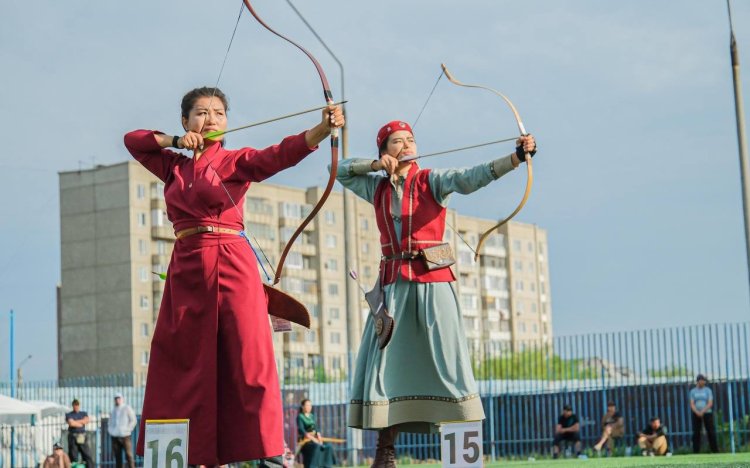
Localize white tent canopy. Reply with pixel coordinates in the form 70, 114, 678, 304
0, 394, 40, 425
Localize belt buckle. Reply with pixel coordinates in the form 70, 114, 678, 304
206, 226, 215, 233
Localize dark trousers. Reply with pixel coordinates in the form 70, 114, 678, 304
68, 432, 95, 467
692, 412, 719, 453
111, 435, 135, 468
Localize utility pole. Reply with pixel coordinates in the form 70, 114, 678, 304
284, 2, 362, 463
728, 0, 750, 306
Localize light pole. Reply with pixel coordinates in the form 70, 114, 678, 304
284, 1, 362, 463
727, 1, 750, 306
16, 354, 32, 399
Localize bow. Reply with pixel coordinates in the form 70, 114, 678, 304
241, 1, 339, 285
439, 63, 533, 260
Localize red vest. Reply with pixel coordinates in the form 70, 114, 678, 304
373, 164, 456, 285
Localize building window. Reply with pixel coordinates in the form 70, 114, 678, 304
328, 283, 339, 296
156, 240, 167, 255
527, 241, 534, 253
280, 202, 302, 219
540, 282, 546, 294
531, 303, 538, 313
513, 240, 522, 252
532, 323, 538, 333
332, 356, 342, 370
325, 211, 336, 225
307, 331, 317, 343
460, 294, 478, 310
516, 300, 525, 313
151, 182, 165, 199
514, 260, 523, 272
140, 295, 150, 310
141, 351, 149, 366
363, 266, 372, 277
458, 251, 473, 266
361, 243, 370, 254
136, 184, 146, 200
286, 252, 303, 269
330, 307, 340, 320
139, 266, 149, 282
141, 323, 150, 337
530, 282, 536, 293
538, 243, 545, 255
330, 332, 341, 344
326, 234, 337, 248
326, 259, 338, 271
137, 212, 147, 227
151, 209, 165, 227
515, 280, 524, 292
138, 239, 148, 255
519, 322, 527, 333
360, 218, 369, 230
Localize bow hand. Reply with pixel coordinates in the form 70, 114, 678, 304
305, 104, 345, 148
512, 134, 537, 166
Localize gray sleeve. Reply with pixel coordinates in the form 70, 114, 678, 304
330, 158, 384, 204
429, 154, 516, 206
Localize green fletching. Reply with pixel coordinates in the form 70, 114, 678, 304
152, 271, 167, 281
204, 130, 224, 140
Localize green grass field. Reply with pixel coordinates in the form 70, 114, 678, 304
355, 453, 750, 467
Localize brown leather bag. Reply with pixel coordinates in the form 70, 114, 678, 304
419, 243, 456, 271
365, 278, 394, 349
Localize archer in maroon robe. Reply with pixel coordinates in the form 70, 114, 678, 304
124, 129, 315, 465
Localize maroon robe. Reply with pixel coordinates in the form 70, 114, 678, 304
124, 129, 315, 465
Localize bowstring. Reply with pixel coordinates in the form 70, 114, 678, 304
411, 68, 480, 257
199, 1, 277, 282
412, 69, 444, 130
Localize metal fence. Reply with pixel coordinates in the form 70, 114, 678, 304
2, 322, 750, 466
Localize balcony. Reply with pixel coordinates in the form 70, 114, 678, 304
151, 226, 174, 240
489, 331, 512, 341
150, 198, 166, 211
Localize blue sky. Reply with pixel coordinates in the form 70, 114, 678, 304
1, 0, 749, 380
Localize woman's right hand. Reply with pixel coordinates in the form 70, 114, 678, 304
372, 154, 399, 175
179, 131, 204, 151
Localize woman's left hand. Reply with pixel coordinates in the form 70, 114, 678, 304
320, 104, 345, 131
516, 134, 536, 154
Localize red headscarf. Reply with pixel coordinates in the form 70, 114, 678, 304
376, 120, 413, 150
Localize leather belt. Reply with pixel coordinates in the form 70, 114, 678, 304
175, 226, 241, 239
382, 251, 421, 261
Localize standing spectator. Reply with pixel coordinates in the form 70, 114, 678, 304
593, 401, 625, 455
690, 374, 719, 453
109, 393, 137, 468
552, 404, 583, 459
637, 416, 669, 456
43, 443, 71, 468
66, 399, 95, 467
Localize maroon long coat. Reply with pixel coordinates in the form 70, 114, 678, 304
124, 130, 315, 465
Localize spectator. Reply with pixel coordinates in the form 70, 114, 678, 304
43, 443, 71, 468
637, 416, 669, 456
552, 404, 582, 459
593, 401, 625, 455
66, 399, 95, 467
297, 399, 336, 468
690, 374, 719, 453
109, 393, 137, 468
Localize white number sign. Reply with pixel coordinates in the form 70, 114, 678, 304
440, 420, 483, 468
144, 419, 189, 468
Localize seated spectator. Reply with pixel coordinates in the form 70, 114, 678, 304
593, 401, 625, 454
297, 399, 336, 468
552, 404, 582, 459
43, 443, 71, 468
637, 416, 669, 456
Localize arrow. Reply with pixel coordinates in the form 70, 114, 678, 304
204, 100, 348, 140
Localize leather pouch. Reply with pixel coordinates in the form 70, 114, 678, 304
419, 243, 455, 271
